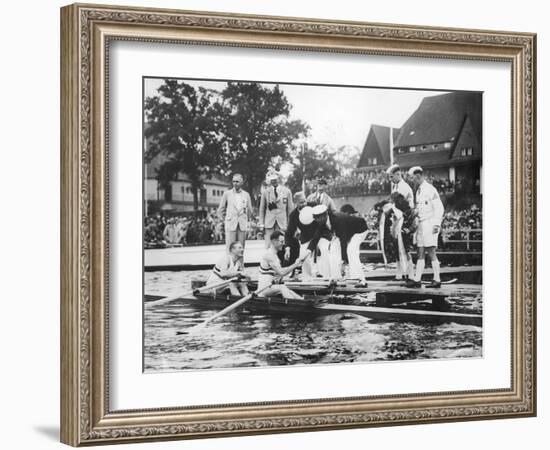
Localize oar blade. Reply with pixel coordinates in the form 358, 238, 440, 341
146, 277, 239, 307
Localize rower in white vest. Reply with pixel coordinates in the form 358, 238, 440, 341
206, 241, 250, 296
257, 230, 309, 299
406, 166, 444, 288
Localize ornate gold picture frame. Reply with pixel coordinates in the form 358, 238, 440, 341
60, 3, 536, 446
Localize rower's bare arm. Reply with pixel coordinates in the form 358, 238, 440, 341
298, 249, 312, 263
270, 255, 301, 278
238, 271, 251, 281
276, 265, 298, 278
218, 267, 245, 279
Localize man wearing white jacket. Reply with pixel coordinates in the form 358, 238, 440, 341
406, 166, 444, 288
217, 173, 253, 250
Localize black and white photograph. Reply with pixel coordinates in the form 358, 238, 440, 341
143, 77, 483, 372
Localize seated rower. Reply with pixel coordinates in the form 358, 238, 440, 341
206, 241, 250, 296
258, 230, 310, 299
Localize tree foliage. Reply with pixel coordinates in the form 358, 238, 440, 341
144, 80, 223, 210
218, 82, 309, 196
287, 144, 340, 194
145, 80, 310, 207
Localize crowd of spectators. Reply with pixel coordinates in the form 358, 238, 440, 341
359, 203, 482, 251
440, 204, 482, 249
145, 168, 481, 249
326, 170, 391, 196
325, 168, 479, 197
144, 213, 223, 248
144, 213, 265, 248
145, 202, 482, 250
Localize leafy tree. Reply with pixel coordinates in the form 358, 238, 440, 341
287, 143, 340, 194
218, 82, 309, 198
144, 80, 223, 210
333, 145, 361, 176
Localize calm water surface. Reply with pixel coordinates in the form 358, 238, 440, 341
144, 268, 482, 372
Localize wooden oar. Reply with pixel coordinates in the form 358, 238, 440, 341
146, 277, 239, 307
183, 284, 273, 334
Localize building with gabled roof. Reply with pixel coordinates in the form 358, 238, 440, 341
393, 91, 482, 188
356, 125, 400, 170
144, 148, 231, 215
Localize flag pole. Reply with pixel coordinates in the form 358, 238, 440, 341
389, 126, 394, 165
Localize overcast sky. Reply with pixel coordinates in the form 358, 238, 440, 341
144, 77, 449, 151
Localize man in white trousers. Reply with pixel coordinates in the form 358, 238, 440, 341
385, 164, 415, 281
217, 173, 253, 251
406, 166, 444, 288
309, 204, 369, 287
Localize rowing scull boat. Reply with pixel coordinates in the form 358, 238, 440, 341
145, 291, 482, 327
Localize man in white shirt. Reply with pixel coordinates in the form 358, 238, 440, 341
386, 164, 414, 209
385, 164, 415, 280
406, 166, 444, 288
162, 218, 179, 244
217, 173, 253, 251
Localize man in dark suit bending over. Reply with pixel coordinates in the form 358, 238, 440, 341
282, 191, 318, 280
309, 204, 369, 287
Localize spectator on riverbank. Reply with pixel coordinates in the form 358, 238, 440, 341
325, 169, 463, 197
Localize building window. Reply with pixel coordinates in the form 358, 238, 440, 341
410, 146, 416, 152
461, 148, 466, 156
372, 157, 377, 165
467, 147, 473, 156
398, 147, 406, 154
421, 145, 427, 151
444, 142, 452, 149
433, 144, 439, 150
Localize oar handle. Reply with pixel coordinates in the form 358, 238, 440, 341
187, 284, 273, 333
147, 277, 239, 307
